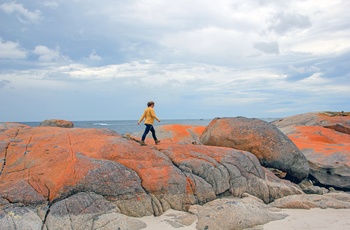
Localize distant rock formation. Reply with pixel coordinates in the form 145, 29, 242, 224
200, 117, 309, 183
273, 112, 350, 190
40, 119, 74, 128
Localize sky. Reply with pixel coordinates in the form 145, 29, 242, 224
0, 0, 349, 122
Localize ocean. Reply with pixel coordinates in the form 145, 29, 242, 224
20, 118, 277, 135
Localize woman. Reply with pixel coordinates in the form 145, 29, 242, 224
138, 101, 161, 146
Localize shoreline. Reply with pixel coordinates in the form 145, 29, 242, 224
134, 208, 350, 230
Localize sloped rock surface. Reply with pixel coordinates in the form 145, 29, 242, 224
273, 112, 350, 190
131, 124, 206, 145
200, 117, 309, 182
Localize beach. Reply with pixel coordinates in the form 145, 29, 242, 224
136, 208, 350, 230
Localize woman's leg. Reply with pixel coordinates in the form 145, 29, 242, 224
150, 125, 158, 141
142, 124, 152, 142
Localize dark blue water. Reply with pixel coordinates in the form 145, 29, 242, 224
20, 118, 277, 135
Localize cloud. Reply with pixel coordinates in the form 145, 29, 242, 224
0, 0, 349, 121
32, 45, 70, 63
0, 38, 27, 59
269, 12, 311, 35
0, 2, 41, 23
253, 41, 279, 54
42, 1, 59, 9
87, 50, 102, 61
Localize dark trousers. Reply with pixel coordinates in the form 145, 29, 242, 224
141, 124, 157, 141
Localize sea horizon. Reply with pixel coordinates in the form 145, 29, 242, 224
16, 118, 279, 135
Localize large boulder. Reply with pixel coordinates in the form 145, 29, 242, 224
273, 112, 350, 190
200, 117, 309, 183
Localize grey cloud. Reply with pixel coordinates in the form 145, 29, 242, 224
253, 41, 279, 54
0, 79, 10, 89
269, 12, 311, 34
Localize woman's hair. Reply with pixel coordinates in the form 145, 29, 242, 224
147, 101, 155, 107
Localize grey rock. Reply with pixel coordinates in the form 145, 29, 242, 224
200, 117, 309, 182
269, 193, 350, 209
189, 196, 287, 230
0, 205, 43, 230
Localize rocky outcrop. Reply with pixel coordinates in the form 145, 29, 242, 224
273, 112, 350, 190
272, 112, 350, 135
0, 122, 304, 229
40, 119, 74, 128
269, 192, 350, 209
200, 117, 309, 183
189, 195, 287, 230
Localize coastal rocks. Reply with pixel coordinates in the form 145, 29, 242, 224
189, 195, 287, 230
0, 204, 44, 230
40, 119, 74, 128
0, 123, 187, 217
200, 117, 309, 183
273, 112, 350, 190
45, 192, 146, 230
269, 192, 350, 209
156, 144, 303, 204
272, 112, 350, 135
0, 122, 302, 223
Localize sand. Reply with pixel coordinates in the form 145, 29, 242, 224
137, 208, 350, 230
263, 208, 350, 230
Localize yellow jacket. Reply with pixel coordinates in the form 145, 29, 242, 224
138, 107, 160, 124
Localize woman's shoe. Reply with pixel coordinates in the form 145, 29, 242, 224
155, 140, 161, 145
140, 141, 147, 146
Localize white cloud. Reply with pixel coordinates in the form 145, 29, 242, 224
0, 2, 41, 23
32, 45, 69, 63
0, 0, 349, 121
0, 38, 27, 59
42, 1, 59, 9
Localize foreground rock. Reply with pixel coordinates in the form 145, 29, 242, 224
0, 122, 302, 229
189, 195, 286, 230
273, 112, 350, 190
200, 117, 309, 183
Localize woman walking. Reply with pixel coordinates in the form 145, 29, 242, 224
138, 101, 161, 146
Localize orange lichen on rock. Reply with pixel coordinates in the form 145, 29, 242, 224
159, 124, 206, 143
288, 126, 350, 158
